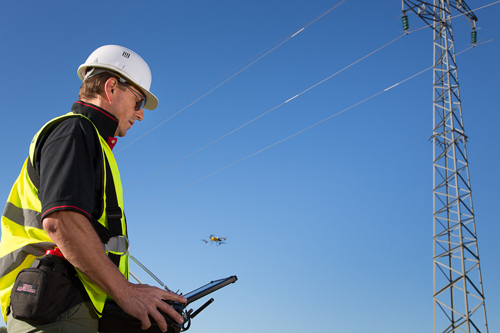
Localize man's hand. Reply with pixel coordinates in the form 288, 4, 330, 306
115, 283, 187, 332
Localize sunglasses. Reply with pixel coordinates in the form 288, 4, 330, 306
116, 75, 146, 111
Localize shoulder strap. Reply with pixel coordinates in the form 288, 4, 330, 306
27, 157, 40, 190
104, 156, 123, 267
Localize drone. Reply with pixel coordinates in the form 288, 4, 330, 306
202, 235, 227, 246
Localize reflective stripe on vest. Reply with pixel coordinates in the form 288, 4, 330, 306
0, 113, 128, 321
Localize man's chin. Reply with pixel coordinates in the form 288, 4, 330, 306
115, 131, 127, 138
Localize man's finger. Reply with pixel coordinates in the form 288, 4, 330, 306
138, 313, 152, 331
149, 308, 169, 332
157, 300, 184, 324
163, 291, 187, 304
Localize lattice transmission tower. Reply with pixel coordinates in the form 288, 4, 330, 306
401, 1, 488, 332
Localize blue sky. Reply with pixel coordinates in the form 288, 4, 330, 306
1, 1, 499, 332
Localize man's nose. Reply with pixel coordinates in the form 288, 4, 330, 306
135, 109, 144, 121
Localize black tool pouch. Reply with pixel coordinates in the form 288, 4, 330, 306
10, 254, 77, 324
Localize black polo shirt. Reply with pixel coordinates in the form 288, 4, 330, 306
34, 101, 119, 222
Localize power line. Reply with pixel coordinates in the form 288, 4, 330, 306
125, 32, 406, 191
465, 0, 500, 13
116, 0, 347, 153
128, 67, 430, 212
126, 1, 500, 191
128, 35, 498, 213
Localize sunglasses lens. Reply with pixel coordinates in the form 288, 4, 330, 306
121, 80, 146, 110
137, 99, 145, 111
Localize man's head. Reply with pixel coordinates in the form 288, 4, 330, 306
77, 45, 158, 137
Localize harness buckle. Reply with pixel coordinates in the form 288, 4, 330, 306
107, 208, 123, 220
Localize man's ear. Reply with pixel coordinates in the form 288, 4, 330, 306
103, 77, 119, 102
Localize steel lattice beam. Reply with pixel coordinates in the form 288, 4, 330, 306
402, 1, 488, 332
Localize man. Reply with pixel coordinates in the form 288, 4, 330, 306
0, 45, 186, 332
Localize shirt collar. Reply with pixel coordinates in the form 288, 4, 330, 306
71, 101, 119, 149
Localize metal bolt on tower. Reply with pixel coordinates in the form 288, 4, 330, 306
401, 1, 488, 332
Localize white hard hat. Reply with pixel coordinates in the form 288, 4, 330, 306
77, 45, 159, 110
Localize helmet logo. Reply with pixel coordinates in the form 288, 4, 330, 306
122, 51, 131, 59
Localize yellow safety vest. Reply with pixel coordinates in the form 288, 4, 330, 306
0, 113, 128, 322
